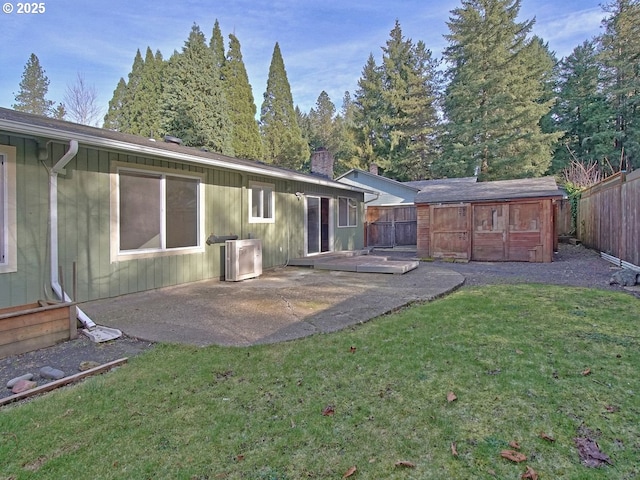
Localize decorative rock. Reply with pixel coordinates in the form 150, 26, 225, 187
609, 269, 639, 287
39, 366, 65, 380
12, 379, 38, 394
7, 373, 34, 389
79, 361, 101, 371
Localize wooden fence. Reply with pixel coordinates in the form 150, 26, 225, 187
578, 169, 640, 267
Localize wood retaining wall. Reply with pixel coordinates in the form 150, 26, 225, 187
0, 302, 77, 359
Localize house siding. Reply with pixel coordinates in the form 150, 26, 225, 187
0, 133, 364, 308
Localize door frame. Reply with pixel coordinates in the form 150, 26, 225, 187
304, 195, 333, 256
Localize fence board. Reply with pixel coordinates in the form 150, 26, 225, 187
578, 171, 639, 267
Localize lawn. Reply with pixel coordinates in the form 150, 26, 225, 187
1, 285, 638, 479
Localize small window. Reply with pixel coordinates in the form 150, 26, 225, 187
249, 182, 275, 223
116, 167, 202, 257
0, 145, 17, 274
338, 197, 357, 227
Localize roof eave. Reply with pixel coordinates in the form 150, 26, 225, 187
0, 117, 366, 193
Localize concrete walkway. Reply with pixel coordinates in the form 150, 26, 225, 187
80, 263, 464, 347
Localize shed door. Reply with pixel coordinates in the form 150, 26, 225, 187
508, 202, 542, 261
472, 204, 507, 261
430, 204, 471, 260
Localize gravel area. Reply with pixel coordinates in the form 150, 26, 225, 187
429, 243, 631, 291
1, 243, 636, 401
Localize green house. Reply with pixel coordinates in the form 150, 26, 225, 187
0, 108, 365, 310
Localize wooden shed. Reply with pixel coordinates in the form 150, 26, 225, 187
415, 177, 563, 263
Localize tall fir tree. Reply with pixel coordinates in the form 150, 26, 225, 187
353, 54, 386, 171
222, 33, 263, 160
552, 41, 614, 172
162, 24, 233, 155
119, 49, 145, 132
13, 53, 56, 117
210, 20, 226, 71
599, 0, 640, 170
260, 42, 309, 169
437, 0, 561, 180
352, 22, 440, 180
129, 48, 165, 138
332, 91, 363, 175
307, 91, 338, 152
103, 78, 128, 130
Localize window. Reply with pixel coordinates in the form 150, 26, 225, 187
114, 166, 203, 259
0, 145, 17, 274
249, 182, 275, 223
338, 197, 357, 227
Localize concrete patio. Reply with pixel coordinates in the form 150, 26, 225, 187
80, 262, 463, 347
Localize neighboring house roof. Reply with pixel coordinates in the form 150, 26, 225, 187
0, 107, 364, 193
404, 176, 477, 189
335, 169, 420, 206
415, 176, 563, 204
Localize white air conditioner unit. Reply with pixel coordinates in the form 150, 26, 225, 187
225, 239, 263, 281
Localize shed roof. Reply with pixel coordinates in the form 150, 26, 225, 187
0, 107, 364, 193
415, 176, 562, 204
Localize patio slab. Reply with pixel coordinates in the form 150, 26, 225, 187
80, 263, 464, 347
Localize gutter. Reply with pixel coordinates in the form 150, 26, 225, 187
0, 116, 365, 193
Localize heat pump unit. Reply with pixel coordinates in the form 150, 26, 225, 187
225, 239, 263, 281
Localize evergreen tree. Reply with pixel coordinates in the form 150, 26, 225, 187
437, 0, 561, 180
333, 91, 364, 175
599, 0, 640, 170
162, 24, 233, 155
222, 33, 263, 160
13, 53, 56, 116
552, 41, 614, 172
352, 54, 386, 171
308, 91, 338, 152
119, 49, 145, 132
104, 77, 128, 130
352, 22, 440, 180
210, 20, 226, 71
260, 42, 309, 169
379, 22, 440, 180
122, 48, 165, 137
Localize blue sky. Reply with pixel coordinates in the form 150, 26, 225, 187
1, 0, 606, 121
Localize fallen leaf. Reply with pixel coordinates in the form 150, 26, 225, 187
605, 405, 619, 413
521, 466, 539, 480
322, 405, 335, 416
395, 461, 416, 468
509, 441, 521, 450
447, 391, 458, 403
343, 465, 357, 478
500, 450, 527, 463
582, 368, 591, 376
349, 346, 357, 353
539, 432, 555, 442
574, 437, 613, 467
451, 442, 458, 457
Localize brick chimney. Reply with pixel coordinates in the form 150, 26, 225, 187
369, 163, 379, 175
310, 147, 334, 179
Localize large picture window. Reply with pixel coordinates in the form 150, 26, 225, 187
117, 168, 201, 256
249, 182, 275, 223
338, 197, 357, 227
0, 145, 17, 274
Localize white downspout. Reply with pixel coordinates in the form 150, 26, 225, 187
49, 140, 97, 329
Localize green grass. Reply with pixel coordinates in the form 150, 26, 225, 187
1, 285, 638, 479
